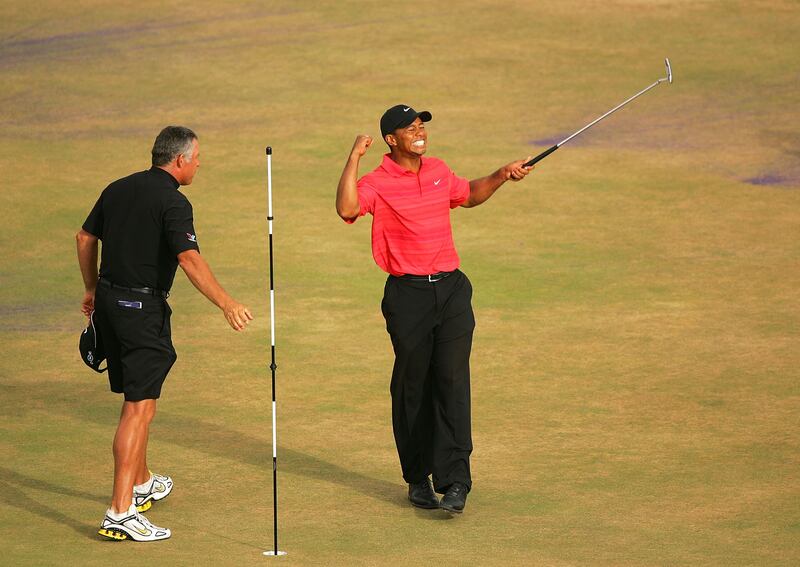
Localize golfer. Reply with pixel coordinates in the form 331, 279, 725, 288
336, 105, 533, 513
76, 126, 253, 541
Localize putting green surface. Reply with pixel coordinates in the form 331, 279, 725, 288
1, 1, 798, 565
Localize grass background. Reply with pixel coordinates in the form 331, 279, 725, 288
1, 1, 798, 565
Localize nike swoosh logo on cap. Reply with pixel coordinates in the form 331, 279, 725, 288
403, 107, 410, 112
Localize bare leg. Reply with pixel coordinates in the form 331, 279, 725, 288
111, 399, 157, 513
135, 422, 152, 486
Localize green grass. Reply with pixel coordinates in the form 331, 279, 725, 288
1, 1, 799, 565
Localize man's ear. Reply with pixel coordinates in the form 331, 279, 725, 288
385, 134, 396, 147
174, 153, 185, 168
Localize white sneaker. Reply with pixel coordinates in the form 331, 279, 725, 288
134, 472, 173, 512
98, 505, 171, 542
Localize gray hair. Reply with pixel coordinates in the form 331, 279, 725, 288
151, 126, 197, 166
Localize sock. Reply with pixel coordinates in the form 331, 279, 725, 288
108, 504, 136, 520
134, 474, 154, 493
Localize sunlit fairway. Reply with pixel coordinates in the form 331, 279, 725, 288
1, 1, 798, 565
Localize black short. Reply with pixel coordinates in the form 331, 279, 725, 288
94, 285, 177, 401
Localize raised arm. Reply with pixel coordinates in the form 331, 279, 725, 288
177, 249, 253, 331
336, 134, 372, 220
76, 229, 99, 316
461, 157, 534, 208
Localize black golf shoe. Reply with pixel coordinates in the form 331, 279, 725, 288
440, 482, 468, 514
408, 478, 439, 509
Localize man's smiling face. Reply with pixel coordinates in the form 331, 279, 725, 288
387, 117, 427, 156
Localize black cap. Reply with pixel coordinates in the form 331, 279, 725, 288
79, 311, 107, 373
380, 105, 432, 138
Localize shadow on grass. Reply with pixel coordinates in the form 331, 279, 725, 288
41, 380, 407, 510
0, 468, 100, 540
414, 507, 457, 521
0, 466, 107, 505
152, 411, 407, 509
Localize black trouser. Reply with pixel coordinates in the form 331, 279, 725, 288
381, 269, 475, 494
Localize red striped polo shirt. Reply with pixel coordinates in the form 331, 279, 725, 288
347, 153, 470, 276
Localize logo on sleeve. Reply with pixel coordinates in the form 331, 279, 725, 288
433, 179, 442, 186
186, 233, 197, 243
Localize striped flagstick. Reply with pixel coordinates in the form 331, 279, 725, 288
263, 147, 286, 558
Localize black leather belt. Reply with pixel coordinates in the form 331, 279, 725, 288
397, 271, 454, 283
98, 277, 169, 298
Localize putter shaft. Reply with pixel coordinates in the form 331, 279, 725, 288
524, 58, 671, 168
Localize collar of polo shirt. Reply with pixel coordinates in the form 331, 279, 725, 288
150, 166, 180, 189
380, 154, 430, 177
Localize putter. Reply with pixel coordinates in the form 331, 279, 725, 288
524, 58, 673, 167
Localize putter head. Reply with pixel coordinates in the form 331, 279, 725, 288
665, 58, 672, 84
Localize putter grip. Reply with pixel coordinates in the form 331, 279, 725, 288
524, 144, 558, 167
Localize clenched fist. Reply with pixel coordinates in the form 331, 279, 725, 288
350, 135, 373, 158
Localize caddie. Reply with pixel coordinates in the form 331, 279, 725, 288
76, 126, 253, 541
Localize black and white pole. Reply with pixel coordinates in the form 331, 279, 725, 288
263, 147, 286, 558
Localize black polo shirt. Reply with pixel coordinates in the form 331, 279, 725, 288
82, 166, 200, 291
